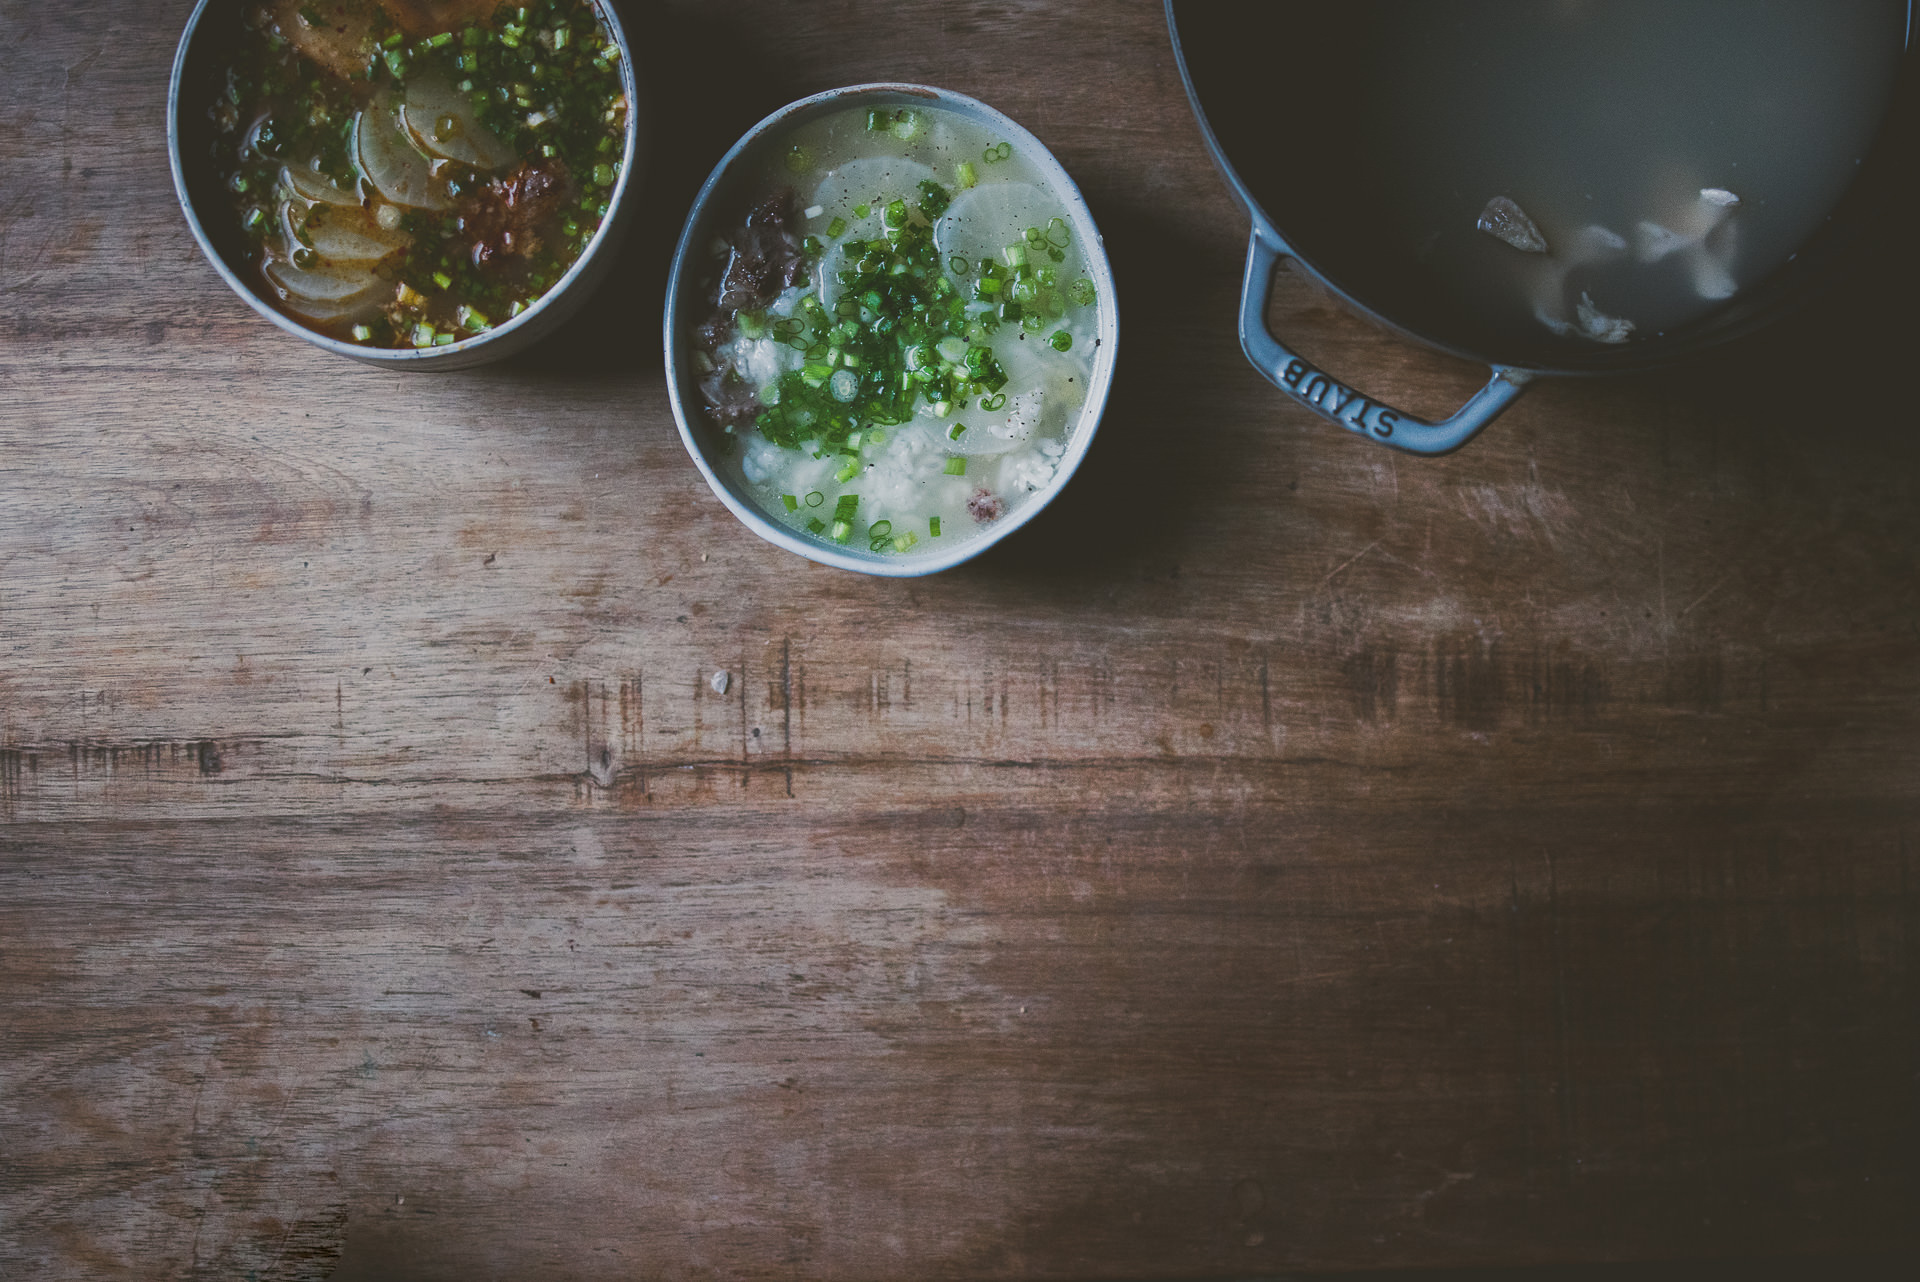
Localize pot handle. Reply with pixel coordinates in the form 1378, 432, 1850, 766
1240, 230, 1532, 454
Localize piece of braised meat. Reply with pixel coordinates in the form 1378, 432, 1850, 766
459, 160, 572, 268
695, 189, 807, 431
699, 367, 766, 431
714, 188, 805, 321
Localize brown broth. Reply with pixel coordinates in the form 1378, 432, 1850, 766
207, 0, 628, 348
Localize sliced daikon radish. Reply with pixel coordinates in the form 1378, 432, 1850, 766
273, 0, 376, 81
810, 158, 937, 307
401, 75, 516, 171
283, 164, 362, 208
265, 257, 387, 305
935, 181, 1069, 273
274, 288, 388, 326
810, 156, 936, 221
806, 155, 933, 305
354, 89, 448, 211
939, 331, 1088, 455
294, 203, 412, 265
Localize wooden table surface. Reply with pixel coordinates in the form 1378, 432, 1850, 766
4, 2, 1918, 1278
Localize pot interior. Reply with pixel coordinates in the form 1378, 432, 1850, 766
1173, 0, 1914, 372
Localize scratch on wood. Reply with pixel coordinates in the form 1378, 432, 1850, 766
780, 639, 792, 798
1546, 849, 1575, 1189
737, 653, 749, 789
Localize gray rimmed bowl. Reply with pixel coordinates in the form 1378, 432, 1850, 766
167, 0, 642, 370
664, 83, 1119, 577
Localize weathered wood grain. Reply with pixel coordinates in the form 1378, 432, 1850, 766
3, 2, 1917, 1278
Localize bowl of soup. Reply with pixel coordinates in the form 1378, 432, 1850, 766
169, 0, 642, 369
665, 84, 1119, 577
1168, 0, 1916, 452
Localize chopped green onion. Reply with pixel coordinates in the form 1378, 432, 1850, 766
984, 140, 1012, 164
868, 520, 893, 539
853, 203, 870, 220
432, 270, 453, 290
785, 143, 813, 173
1003, 243, 1028, 269
956, 160, 977, 189
834, 494, 859, 521
916, 180, 951, 218
834, 459, 860, 483
1049, 330, 1073, 352
827, 216, 847, 238
1067, 277, 1097, 307
883, 199, 908, 229
806, 517, 826, 534
1047, 216, 1071, 246
889, 111, 921, 141
980, 393, 1007, 411
929, 516, 942, 538
830, 520, 853, 544
805, 491, 825, 508
943, 457, 967, 476
350, 324, 374, 342
948, 423, 967, 441
781, 494, 800, 512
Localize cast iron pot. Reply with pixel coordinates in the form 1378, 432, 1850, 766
1167, 0, 1917, 454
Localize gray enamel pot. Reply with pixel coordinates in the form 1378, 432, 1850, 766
168, 0, 643, 370
1167, 0, 1917, 453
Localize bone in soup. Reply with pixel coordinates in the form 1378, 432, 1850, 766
204, 1, 628, 348
690, 104, 1102, 557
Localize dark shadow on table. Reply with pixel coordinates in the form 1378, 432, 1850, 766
492, 0, 802, 386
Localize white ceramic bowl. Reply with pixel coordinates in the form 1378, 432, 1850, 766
664, 83, 1119, 577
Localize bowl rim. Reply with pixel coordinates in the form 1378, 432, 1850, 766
663, 82, 1120, 578
166, 0, 641, 367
